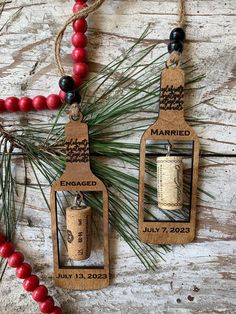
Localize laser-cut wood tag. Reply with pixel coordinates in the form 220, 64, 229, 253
50, 119, 109, 290
138, 67, 200, 244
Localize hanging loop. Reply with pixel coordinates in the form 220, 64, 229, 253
69, 103, 83, 122
167, 141, 172, 156
73, 192, 84, 208
166, 51, 181, 68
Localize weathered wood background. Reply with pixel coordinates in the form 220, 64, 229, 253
0, 0, 236, 313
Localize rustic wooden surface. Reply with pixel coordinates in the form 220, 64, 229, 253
0, 0, 236, 313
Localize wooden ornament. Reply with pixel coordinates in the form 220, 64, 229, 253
66, 206, 92, 261
138, 67, 200, 244
50, 118, 109, 290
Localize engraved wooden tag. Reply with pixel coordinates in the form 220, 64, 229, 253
50, 120, 109, 290
138, 67, 200, 244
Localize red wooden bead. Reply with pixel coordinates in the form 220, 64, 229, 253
72, 75, 83, 87
16, 263, 32, 279
59, 90, 66, 101
23, 275, 40, 292
0, 232, 6, 245
72, 48, 87, 62
73, 18, 88, 33
32, 95, 47, 110
8, 251, 24, 268
4, 97, 19, 112
0, 242, 15, 258
73, 2, 88, 13
51, 306, 63, 314
18, 97, 33, 112
73, 62, 89, 78
0, 99, 6, 112
72, 32, 87, 48
39, 296, 55, 313
46, 94, 61, 110
32, 285, 48, 302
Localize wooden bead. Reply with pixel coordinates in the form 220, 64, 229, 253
16, 263, 32, 279
32, 285, 48, 302
65, 90, 82, 105
73, 2, 88, 13
73, 74, 83, 87
39, 296, 55, 313
4, 97, 19, 112
59, 76, 75, 92
32, 96, 47, 110
72, 32, 87, 48
72, 48, 87, 62
73, 18, 88, 33
18, 97, 33, 112
0, 99, 6, 112
170, 27, 186, 41
46, 94, 61, 110
0, 242, 15, 258
8, 252, 24, 268
168, 41, 183, 53
23, 275, 40, 292
59, 90, 66, 101
73, 62, 89, 78
51, 307, 63, 314
0, 232, 6, 245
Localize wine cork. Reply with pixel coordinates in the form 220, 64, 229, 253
156, 156, 183, 210
66, 206, 92, 260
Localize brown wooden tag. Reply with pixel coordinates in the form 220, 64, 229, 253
138, 67, 200, 244
50, 120, 109, 290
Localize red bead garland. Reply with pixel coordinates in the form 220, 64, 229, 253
0, 231, 62, 313
1, 0, 89, 113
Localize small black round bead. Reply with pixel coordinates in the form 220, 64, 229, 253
65, 90, 82, 105
170, 27, 186, 42
59, 76, 75, 92
168, 41, 183, 53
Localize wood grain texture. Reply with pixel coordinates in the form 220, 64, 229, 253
0, 0, 236, 313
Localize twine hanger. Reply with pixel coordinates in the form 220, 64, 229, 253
166, 0, 186, 67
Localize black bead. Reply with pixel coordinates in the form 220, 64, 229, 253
168, 41, 183, 53
170, 27, 186, 41
65, 90, 81, 105
59, 76, 75, 92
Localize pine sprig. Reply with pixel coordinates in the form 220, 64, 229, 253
0, 29, 213, 276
